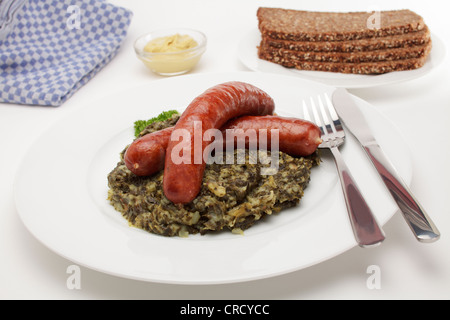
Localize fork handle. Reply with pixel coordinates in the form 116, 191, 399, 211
364, 144, 440, 243
330, 147, 385, 248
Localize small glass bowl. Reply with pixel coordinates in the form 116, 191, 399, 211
134, 28, 207, 76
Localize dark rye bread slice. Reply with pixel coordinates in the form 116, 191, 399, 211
257, 7, 426, 42
258, 39, 432, 64
261, 27, 431, 53
258, 51, 429, 74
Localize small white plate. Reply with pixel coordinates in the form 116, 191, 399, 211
14, 72, 412, 284
238, 29, 446, 88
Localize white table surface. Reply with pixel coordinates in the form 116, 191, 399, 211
1, 0, 449, 300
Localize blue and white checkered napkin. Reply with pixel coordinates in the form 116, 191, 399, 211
0, 0, 132, 106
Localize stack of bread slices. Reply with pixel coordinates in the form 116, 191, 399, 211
257, 7, 432, 74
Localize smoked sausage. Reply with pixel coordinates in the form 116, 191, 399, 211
163, 81, 275, 204
221, 115, 322, 157
124, 116, 322, 176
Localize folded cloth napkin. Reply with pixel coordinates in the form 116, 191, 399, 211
0, 0, 132, 106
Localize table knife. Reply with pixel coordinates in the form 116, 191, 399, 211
332, 88, 440, 243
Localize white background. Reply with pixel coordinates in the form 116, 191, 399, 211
1, 0, 449, 299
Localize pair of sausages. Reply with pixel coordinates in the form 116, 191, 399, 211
125, 115, 321, 174
124, 81, 322, 204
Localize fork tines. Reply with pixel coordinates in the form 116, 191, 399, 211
303, 93, 343, 134
303, 93, 344, 146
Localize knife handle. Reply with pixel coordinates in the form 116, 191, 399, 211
364, 144, 440, 243
330, 147, 385, 248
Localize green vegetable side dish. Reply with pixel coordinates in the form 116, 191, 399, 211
134, 110, 179, 137
109, 109, 320, 237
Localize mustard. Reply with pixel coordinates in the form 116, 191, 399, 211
144, 34, 198, 53
140, 34, 202, 75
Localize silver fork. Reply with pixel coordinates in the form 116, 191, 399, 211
303, 94, 385, 248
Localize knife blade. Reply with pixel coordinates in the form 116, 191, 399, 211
332, 88, 440, 243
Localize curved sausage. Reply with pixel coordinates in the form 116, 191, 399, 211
124, 116, 322, 177
163, 81, 275, 204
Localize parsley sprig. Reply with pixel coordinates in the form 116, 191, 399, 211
134, 110, 179, 137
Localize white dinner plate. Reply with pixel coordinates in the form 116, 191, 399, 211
238, 29, 446, 88
14, 72, 412, 285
